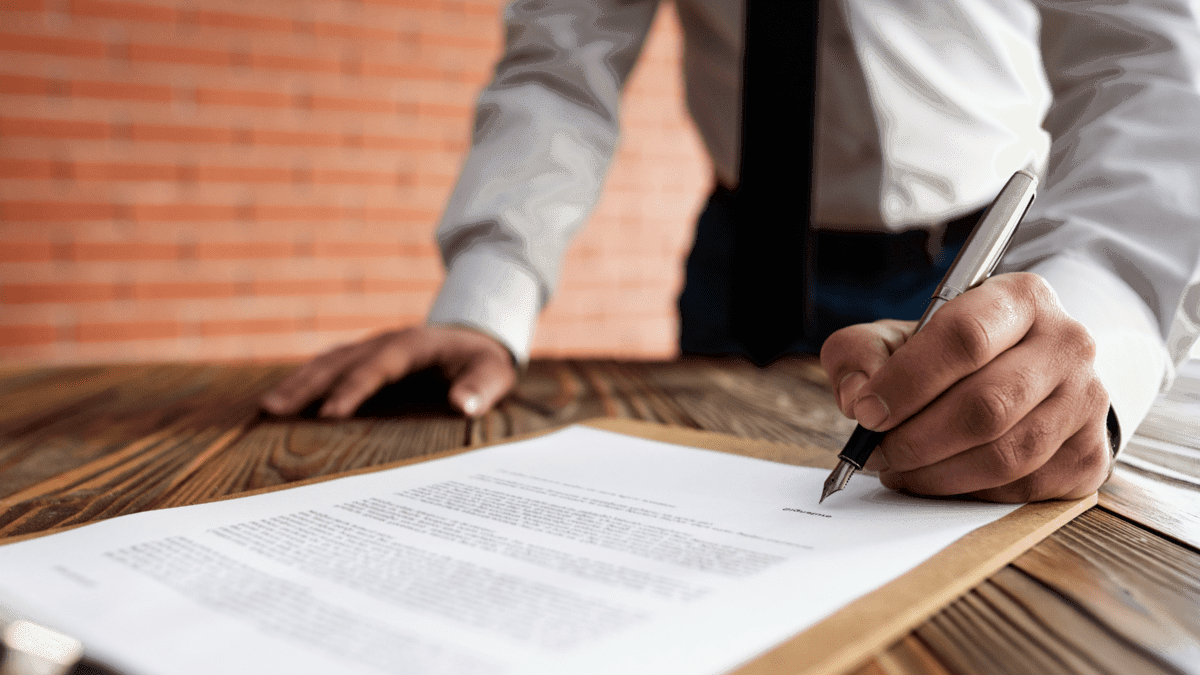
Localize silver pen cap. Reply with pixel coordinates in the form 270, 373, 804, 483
915, 170, 1038, 331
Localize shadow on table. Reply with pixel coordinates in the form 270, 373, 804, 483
291, 366, 459, 420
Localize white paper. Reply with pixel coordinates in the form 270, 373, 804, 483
0, 426, 1019, 675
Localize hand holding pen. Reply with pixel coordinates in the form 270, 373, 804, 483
819, 171, 1116, 504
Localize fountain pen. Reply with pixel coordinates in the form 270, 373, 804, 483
820, 170, 1040, 504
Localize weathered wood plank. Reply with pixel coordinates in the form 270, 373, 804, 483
1013, 509, 1200, 674
1100, 468, 1200, 551
869, 636, 956, 675
1, 360, 1197, 675
986, 567, 1176, 675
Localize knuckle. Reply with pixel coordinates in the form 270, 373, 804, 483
980, 433, 1030, 484
340, 365, 384, 391
1009, 271, 1050, 299
1077, 442, 1110, 479
1003, 271, 1056, 312
1017, 412, 1057, 456
939, 311, 995, 370
375, 339, 411, 365
820, 326, 860, 363
1010, 474, 1043, 503
1060, 370, 1108, 419
1070, 427, 1111, 473
317, 343, 357, 362
1059, 322, 1097, 362
1083, 376, 1109, 411
958, 385, 1017, 441
286, 365, 333, 391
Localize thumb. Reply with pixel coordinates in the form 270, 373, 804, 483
820, 319, 914, 417
447, 349, 517, 417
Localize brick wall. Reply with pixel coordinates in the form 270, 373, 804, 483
0, 0, 710, 364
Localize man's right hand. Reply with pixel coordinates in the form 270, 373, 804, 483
260, 325, 517, 419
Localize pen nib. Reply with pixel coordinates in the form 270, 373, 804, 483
820, 460, 856, 504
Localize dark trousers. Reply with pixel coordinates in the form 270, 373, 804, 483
678, 184, 980, 357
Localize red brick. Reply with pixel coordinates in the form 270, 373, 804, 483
0, 116, 108, 139
2, 201, 114, 221
0, 158, 55, 179
358, 0, 496, 18
69, 161, 173, 181
126, 123, 231, 144
0, 32, 108, 59
309, 241, 437, 258
308, 92, 394, 114
251, 278, 348, 296
0, 242, 56, 262
193, 8, 293, 34
199, 317, 297, 336
126, 204, 232, 221
126, 43, 230, 67
70, 242, 179, 260
358, 278, 438, 293
75, 320, 182, 342
195, 165, 291, 183
0, 74, 50, 96
69, 0, 175, 23
0, 0, 705, 366
0, 0, 43, 11
72, 79, 173, 102
192, 87, 291, 109
311, 314, 404, 332
1, 282, 122, 304
133, 281, 240, 299
63, 0, 493, 48
192, 242, 295, 259
0, 324, 57, 347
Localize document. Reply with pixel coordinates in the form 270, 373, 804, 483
0, 426, 1019, 675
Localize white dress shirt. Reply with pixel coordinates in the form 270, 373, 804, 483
427, 0, 1200, 448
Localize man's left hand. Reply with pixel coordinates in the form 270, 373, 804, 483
820, 272, 1113, 502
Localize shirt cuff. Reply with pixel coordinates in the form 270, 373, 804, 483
1027, 254, 1172, 452
426, 250, 542, 365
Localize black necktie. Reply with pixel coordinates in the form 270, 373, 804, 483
730, 0, 821, 365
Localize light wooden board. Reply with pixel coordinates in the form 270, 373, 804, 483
1, 418, 1095, 675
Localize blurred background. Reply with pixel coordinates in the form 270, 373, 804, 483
0, 0, 710, 365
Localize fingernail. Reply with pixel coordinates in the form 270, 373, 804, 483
854, 395, 889, 430
461, 394, 482, 417
837, 371, 868, 414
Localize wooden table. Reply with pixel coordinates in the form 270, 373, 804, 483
1, 358, 1198, 675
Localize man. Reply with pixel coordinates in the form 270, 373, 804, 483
262, 0, 1200, 503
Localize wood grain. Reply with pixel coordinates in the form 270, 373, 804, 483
1, 359, 1198, 675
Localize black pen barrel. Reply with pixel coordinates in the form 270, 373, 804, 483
838, 425, 886, 469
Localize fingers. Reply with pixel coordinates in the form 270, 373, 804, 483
875, 338, 1063, 472
881, 422, 1110, 502
824, 272, 1113, 502
849, 273, 1052, 432
318, 334, 424, 417
259, 325, 517, 419
878, 371, 1111, 501
448, 348, 517, 417
261, 342, 374, 415
821, 319, 914, 417
972, 423, 1111, 502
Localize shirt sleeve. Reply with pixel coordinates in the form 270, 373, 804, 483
426, 0, 663, 363
998, 0, 1200, 448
